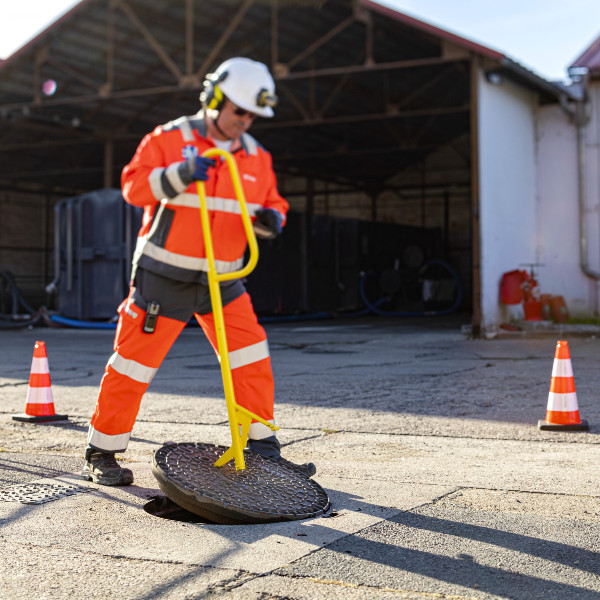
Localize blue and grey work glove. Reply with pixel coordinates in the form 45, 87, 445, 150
187, 156, 216, 182
253, 208, 283, 239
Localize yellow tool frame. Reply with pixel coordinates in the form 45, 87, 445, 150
196, 147, 279, 470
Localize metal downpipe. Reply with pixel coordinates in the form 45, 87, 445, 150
560, 72, 600, 319
575, 102, 600, 282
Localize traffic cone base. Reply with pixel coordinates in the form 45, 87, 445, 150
538, 418, 589, 431
538, 340, 589, 431
11, 341, 68, 423
12, 413, 69, 423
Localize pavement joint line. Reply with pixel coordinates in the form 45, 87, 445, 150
218, 570, 272, 593
262, 573, 480, 600
260, 426, 600, 445
449, 486, 600, 499
397, 487, 466, 512
4, 416, 599, 445
321, 473, 600, 501
280, 432, 328, 447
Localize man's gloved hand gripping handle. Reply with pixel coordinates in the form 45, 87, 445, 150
188, 156, 217, 181
253, 208, 283, 239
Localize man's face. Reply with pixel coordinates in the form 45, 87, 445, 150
215, 99, 258, 140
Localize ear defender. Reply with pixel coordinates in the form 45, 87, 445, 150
200, 70, 229, 111
207, 84, 223, 110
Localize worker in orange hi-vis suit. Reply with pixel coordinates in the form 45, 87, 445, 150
81, 58, 316, 486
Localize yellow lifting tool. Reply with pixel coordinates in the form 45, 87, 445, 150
196, 147, 279, 471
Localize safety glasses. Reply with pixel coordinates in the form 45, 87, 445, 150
233, 105, 258, 119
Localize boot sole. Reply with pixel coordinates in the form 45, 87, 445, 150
81, 468, 134, 486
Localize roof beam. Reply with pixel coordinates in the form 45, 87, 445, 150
0, 133, 140, 151
254, 104, 469, 129
114, 0, 183, 83
278, 56, 464, 80
286, 14, 356, 71
0, 57, 465, 112
274, 143, 442, 162
196, 0, 256, 78
185, 0, 194, 76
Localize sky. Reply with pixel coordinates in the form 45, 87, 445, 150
0, 1, 599, 82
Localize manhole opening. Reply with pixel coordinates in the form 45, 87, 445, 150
144, 496, 212, 523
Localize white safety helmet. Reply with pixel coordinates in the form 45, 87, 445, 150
200, 57, 278, 118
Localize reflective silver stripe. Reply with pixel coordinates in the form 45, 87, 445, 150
30, 357, 50, 374
165, 193, 262, 215
149, 167, 167, 200
165, 162, 188, 195
163, 193, 199, 208
228, 339, 270, 370
241, 132, 258, 155
87, 425, 131, 453
547, 391, 579, 412
175, 116, 195, 141
249, 421, 276, 440
108, 352, 157, 384
135, 237, 244, 273
552, 358, 573, 378
26, 387, 53, 405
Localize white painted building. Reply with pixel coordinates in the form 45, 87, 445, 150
477, 36, 600, 333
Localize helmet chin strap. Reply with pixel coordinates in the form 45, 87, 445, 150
213, 111, 232, 141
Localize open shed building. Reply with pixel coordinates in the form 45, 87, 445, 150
0, 0, 579, 334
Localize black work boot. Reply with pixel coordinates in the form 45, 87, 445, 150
81, 447, 134, 486
247, 436, 317, 478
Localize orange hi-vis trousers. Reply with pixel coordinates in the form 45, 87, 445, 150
87, 273, 275, 453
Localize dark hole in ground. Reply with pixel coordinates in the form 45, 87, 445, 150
144, 495, 211, 523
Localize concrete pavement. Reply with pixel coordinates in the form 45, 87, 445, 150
1, 316, 599, 599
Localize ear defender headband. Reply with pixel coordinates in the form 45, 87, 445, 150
200, 70, 229, 111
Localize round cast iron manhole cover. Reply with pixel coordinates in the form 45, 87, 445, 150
152, 442, 330, 525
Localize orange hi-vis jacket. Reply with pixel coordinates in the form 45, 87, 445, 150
122, 112, 289, 282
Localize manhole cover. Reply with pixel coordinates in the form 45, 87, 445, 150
0, 483, 92, 505
152, 442, 330, 525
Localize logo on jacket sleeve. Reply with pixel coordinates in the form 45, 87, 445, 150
182, 145, 199, 161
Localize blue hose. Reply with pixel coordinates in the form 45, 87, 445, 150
359, 259, 463, 317
50, 312, 335, 328
50, 315, 117, 329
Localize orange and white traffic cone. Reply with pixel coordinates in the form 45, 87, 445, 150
12, 341, 68, 422
538, 340, 589, 431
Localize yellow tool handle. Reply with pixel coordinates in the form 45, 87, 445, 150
196, 147, 277, 470
199, 148, 259, 282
